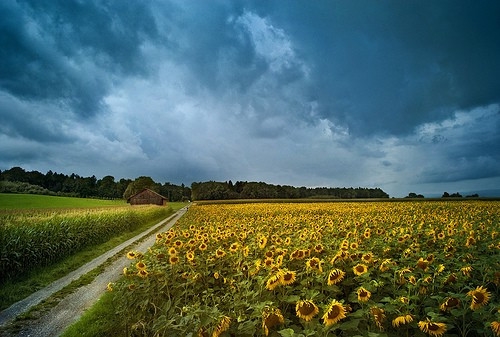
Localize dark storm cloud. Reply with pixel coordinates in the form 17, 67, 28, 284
0, 0, 161, 117
253, 0, 500, 137
1, 0, 499, 197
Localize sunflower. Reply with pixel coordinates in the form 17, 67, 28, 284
417, 257, 429, 271
392, 314, 413, 327
322, 300, 347, 326
467, 285, 491, 310
296, 300, 319, 321
314, 243, 324, 253
169, 256, 179, 265
106, 282, 113, 291
306, 257, 323, 272
444, 273, 457, 285
465, 236, 476, 247
262, 307, 284, 336
229, 242, 239, 253
174, 240, 183, 248
137, 269, 148, 278
215, 248, 226, 259
186, 251, 195, 262
357, 287, 371, 302
327, 268, 346, 285
379, 259, 394, 272
279, 269, 297, 286
199, 243, 208, 251
265, 250, 274, 258
353, 263, 368, 276
284, 237, 292, 245
135, 261, 146, 270
212, 316, 231, 337
362, 253, 374, 264
168, 247, 178, 256
418, 319, 447, 337
439, 297, 460, 312
264, 257, 274, 268
370, 306, 385, 330
461, 265, 473, 277
258, 236, 268, 249
350, 242, 359, 250
265, 274, 282, 291
491, 322, 500, 337
126, 251, 137, 259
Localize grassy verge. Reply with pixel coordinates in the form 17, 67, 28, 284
0, 202, 185, 311
61, 291, 125, 337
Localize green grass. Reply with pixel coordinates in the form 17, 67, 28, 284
0, 193, 126, 209
0, 202, 185, 311
61, 291, 125, 337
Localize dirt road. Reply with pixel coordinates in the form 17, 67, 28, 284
0, 206, 188, 337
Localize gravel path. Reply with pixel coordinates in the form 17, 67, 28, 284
0, 206, 188, 337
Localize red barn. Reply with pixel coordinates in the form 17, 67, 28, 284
127, 188, 168, 206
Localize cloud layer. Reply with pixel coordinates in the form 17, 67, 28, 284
1, 1, 499, 197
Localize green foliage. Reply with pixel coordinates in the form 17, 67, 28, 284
191, 181, 389, 200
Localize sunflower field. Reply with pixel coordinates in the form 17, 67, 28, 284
113, 201, 500, 337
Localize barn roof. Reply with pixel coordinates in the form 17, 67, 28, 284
126, 188, 168, 202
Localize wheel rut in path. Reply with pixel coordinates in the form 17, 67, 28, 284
0, 206, 188, 337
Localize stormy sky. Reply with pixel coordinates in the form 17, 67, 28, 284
1, 0, 499, 197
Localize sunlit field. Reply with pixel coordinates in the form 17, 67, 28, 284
113, 201, 500, 337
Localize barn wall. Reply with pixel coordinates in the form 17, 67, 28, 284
129, 189, 165, 205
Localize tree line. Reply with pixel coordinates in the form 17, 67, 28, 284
0, 167, 190, 201
1, 166, 390, 201
191, 181, 389, 200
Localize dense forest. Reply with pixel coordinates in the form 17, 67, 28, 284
191, 181, 389, 200
0, 166, 390, 201
0, 167, 190, 201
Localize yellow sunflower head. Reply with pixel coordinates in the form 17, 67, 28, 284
296, 300, 319, 321
279, 269, 297, 286
327, 268, 346, 285
416, 257, 429, 271
212, 316, 231, 337
322, 300, 347, 326
258, 236, 268, 249
491, 321, 500, 337
357, 287, 371, 302
306, 257, 323, 272
215, 248, 226, 258
439, 297, 460, 312
265, 274, 282, 291
169, 255, 179, 265
137, 269, 149, 278
126, 251, 137, 259
392, 314, 413, 328
418, 318, 447, 337
467, 285, 491, 310
135, 261, 146, 270
370, 306, 386, 330
353, 263, 368, 276
262, 307, 284, 336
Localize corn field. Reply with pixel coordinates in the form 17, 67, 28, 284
0, 206, 172, 279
